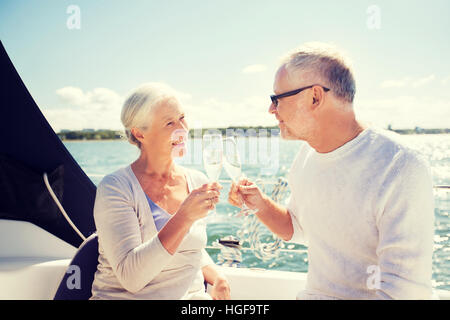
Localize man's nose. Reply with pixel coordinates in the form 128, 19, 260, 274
268, 102, 277, 114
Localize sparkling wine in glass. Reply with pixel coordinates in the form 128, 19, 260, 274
223, 136, 254, 216
202, 133, 223, 216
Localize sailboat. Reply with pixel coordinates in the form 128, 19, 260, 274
0, 41, 448, 300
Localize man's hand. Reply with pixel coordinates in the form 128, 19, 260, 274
228, 178, 268, 211
228, 179, 244, 208
229, 178, 294, 241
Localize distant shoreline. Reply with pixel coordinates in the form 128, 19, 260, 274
57, 127, 450, 141
62, 139, 124, 142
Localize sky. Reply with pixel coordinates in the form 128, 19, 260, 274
0, 0, 449, 132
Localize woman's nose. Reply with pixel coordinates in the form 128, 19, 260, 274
179, 121, 188, 133
172, 124, 188, 142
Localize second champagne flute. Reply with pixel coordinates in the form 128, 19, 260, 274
223, 136, 254, 216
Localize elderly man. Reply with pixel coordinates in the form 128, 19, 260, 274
229, 42, 435, 300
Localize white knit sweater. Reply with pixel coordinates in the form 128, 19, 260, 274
287, 126, 435, 299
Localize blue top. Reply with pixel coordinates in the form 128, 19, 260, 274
145, 194, 172, 231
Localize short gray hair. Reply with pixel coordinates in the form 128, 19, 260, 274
281, 42, 356, 103
121, 82, 178, 148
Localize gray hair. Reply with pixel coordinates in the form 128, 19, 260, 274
121, 82, 178, 148
281, 42, 356, 103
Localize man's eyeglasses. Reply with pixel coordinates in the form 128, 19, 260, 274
270, 85, 330, 107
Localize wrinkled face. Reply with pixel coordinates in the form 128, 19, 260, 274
138, 98, 189, 158
269, 65, 316, 141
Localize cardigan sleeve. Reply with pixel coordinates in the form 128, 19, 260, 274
93, 174, 173, 293
200, 248, 215, 268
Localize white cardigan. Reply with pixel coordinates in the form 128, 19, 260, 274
90, 165, 214, 300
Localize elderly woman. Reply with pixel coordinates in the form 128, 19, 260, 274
90, 83, 230, 300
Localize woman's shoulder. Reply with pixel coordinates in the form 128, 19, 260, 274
97, 166, 134, 192
94, 166, 140, 205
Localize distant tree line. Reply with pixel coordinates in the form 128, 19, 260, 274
387, 125, 450, 135
57, 127, 282, 141
57, 130, 124, 141
57, 126, 449, 141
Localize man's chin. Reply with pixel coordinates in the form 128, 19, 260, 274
279, 126, 297, 140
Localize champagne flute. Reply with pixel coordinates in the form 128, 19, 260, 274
223, 136, 254, 216
202, 133, 223, 216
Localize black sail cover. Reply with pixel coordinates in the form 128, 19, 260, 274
0, 41, 96, 247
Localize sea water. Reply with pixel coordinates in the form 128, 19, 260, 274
63, 134, 450, 290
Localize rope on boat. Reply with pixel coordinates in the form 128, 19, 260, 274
246, 178, 287, 261
43, 172, 87, 241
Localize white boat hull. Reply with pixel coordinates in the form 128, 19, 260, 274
1, 220, 449, 300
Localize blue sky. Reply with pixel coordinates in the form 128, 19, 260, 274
0, 0, 449, 131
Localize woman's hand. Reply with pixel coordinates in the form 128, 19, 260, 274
228, 178, 268, 211
210, 275, 231, 300
159, 182, 222, 255
177, 182, 222, 222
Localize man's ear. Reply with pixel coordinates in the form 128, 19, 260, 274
311, 86, 325, 110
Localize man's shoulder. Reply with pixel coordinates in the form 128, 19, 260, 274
291, 141, 312, 163
369, 126, 425, 161
287, 141, 312, 180
368, 126, 430, 176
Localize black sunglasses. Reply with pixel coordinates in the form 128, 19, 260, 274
270, 85, 330, 107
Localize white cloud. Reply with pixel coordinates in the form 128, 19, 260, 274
380, 75, 437, 88
412, 74, 435, 88
45, 86, 124, 132
183, 95, 275, 129
55, 86, 88, 106
441, 76, 450, 86
355, 95, 450, 129
88, 88, 122, 105
242, 64, 267, 74
46, 84, 448, 134
46, 85, 276, 132
380, 77, 411, 88
56, 86, 122, 109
